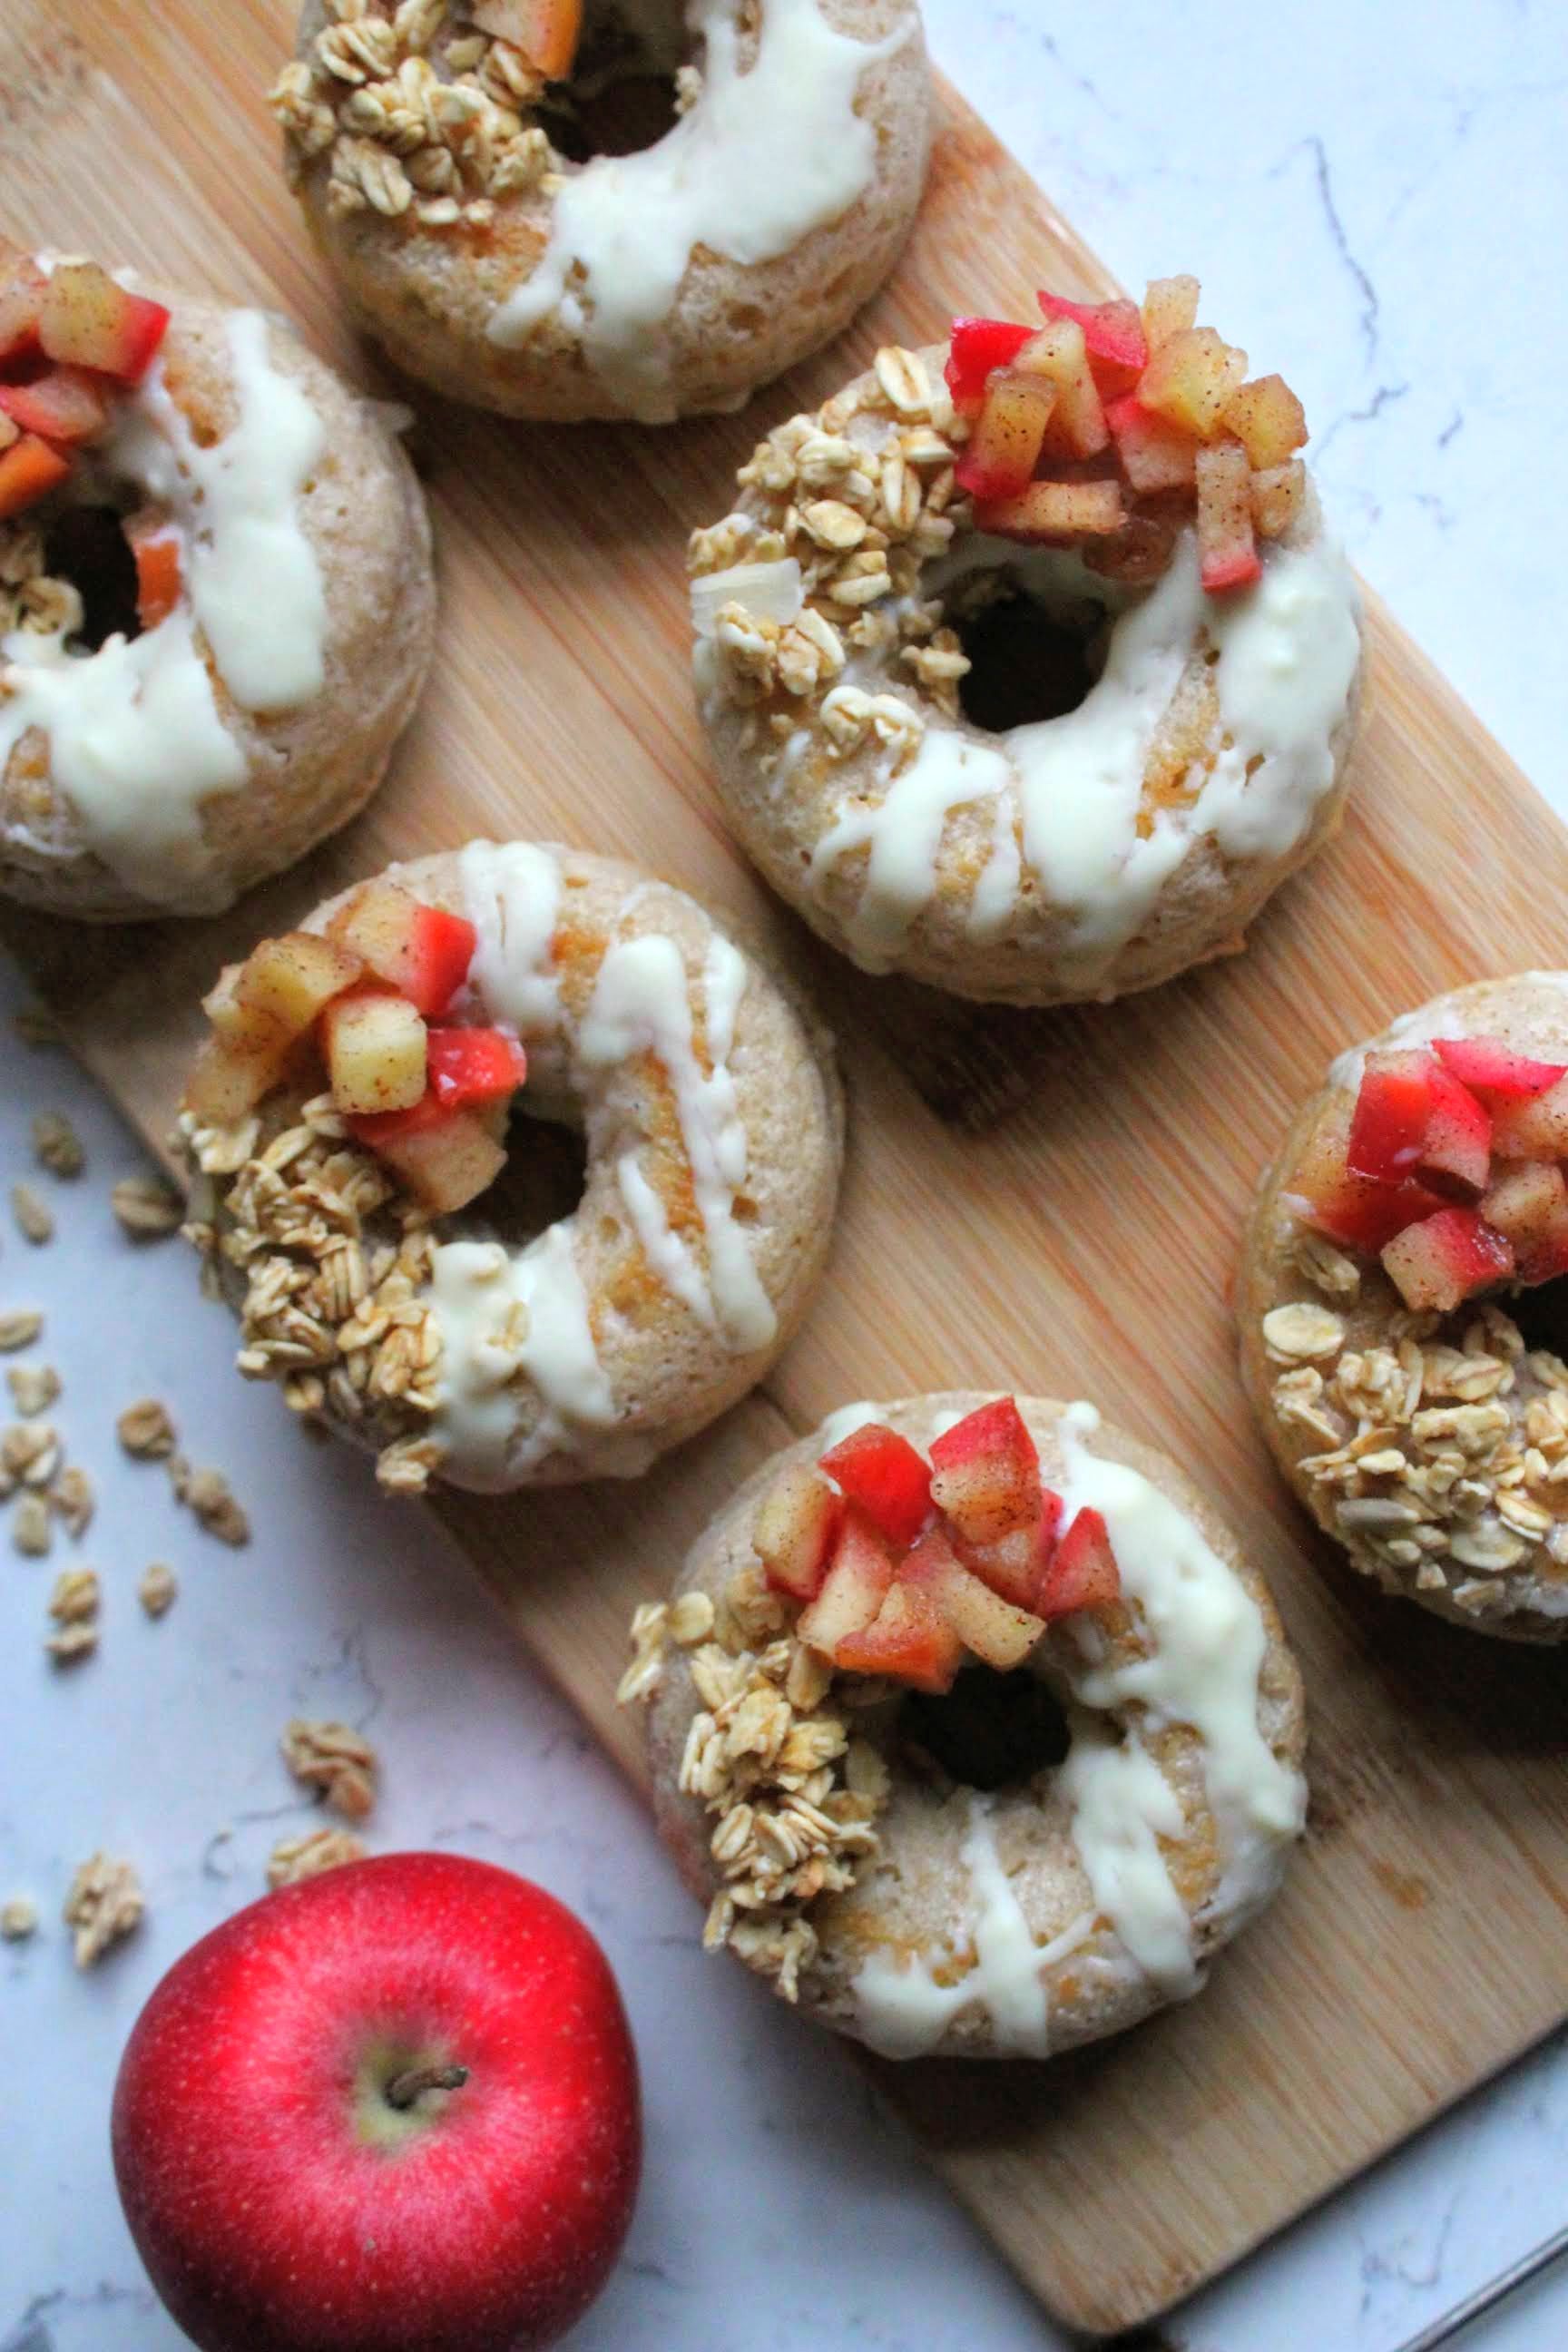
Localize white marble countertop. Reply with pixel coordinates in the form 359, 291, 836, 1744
5, 2, 1567, 2347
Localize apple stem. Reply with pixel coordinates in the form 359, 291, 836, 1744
384, 2063, 469, 2112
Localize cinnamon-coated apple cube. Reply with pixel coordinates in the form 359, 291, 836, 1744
1489, 1073, 1568, 1161
897, 1527, 1046, 1671
1035, 1507, 1121, 1620
1413, 1065, 1492, 1198
1195, 439, 1260, 592
1036, 289, 1148, 396
928, 1397, 1042, 1544
1348, 1052, 1441, 1185
833, 1580, 964, 1695
954, 372, 1055, 502
1285, 1102, 1447, 1256
1479, 1162, 1568, 1282
0, 433, 70, 521
181, 1034, 290, 1125
1432, 1036, 1568, 1101
0, 366, 111, 446
1104, 396, 1199, 495
472, 0, 582, 77
321, 988, 429, 1117
752, 1464, 844, 1601
1222, 374, 1308, 470
234, 931, 366, 1042
1014, 318, 1109, 457
0, 250, 46, 363
975, 479, 1125, 542
365, 1108, 507, 1216
1139, 327, 1248, 442
944, 317, 1035, 415
797, 1509, 897, 1656
1250, 460, 1306, 540
327, 881, 478, 1018
1380, 1208, 1514, 1313
426, 1026, 527, 1112
126, 519, 183, 632
955, 1487, 1064, 1609
1141, 274, 1200, 351
39, 263, 170, 384
201, 962, 291, 1059
818, 1422, 932, 1546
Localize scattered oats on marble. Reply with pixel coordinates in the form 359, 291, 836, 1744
137, 1561, 178, 1619
111, 1174, 184, 1240
6, 1363, 59, 1417
0, 1311, 43, 1353
12, 1492, 51, 1558
117, 1397, 177, 1461
281, 1718, 378, 1819
63, 1852, 143, 1966
46, 1565, 100, 1661
31, 1112, 83, 1179
2, 1421, 57, 1486
1, 1895, 38, 1940
52, 1465, 93, 1541
11, 1183, 54, 1245
267, 1827, 368, 1890
183, 1466, 250, 1547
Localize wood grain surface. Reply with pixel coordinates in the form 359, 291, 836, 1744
5, 1, 1568, 2334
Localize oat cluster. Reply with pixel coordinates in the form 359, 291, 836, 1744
179, 1095, 443, 1495
271, 0, 564, 231
621, 1564, 889, 2002
268, 1827, 369, 1888
63, 1852, 143, 1968
690, 347, 973, 783
45, 1565, 100, 1663
281, 1717, 380, 1820
1266, 1238, 1568, 1618
0, 525, 81, 642
1, 1384, 93, 1561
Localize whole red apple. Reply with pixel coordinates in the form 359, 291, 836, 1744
111, 1851, 641, 2352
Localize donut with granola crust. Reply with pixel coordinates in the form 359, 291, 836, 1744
689, 279, 1364, 1005
1242, 975, 1568, 1642
622, 1391, 1306, 2057
271, 0, 931, 426
0, 245, 433, 921
177, 841, 843, 1495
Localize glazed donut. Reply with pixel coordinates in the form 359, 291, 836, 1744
1241, 975, 1568, 1642
622, 1392, 1306, 2058
272, 0, 930, 426
0, 249, 434, 922
690, 279, 1365, 1004
178, 841, 844, 1495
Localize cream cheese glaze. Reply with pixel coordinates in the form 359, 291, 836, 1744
486, 0, 910, 420
0, 309, 328, 910
849, 1401, 1307, 2059
426, 842, 780, 1487
801, 529, 1361, 988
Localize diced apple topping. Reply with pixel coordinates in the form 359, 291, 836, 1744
320, 988, 428, 1117
817, 1422, 932, 1546
897, 1527, 1046, 1671
1489, 1075, 1568, 1162
947, 275, 1305, 586
0, 249, 170, 524
753, 1464, 844, 1601
0, 366, 111, 446
1381, 1209, 1514, 1314
0, 250, 45, 364
1480, 1163, 1568, 1281
928, 1396, 1043, 1544
426, 1026, 528, 1111
39, 263, 170, 384
326, 881, 478, 1018
236, 932, 367, 1036
360, 1108, 508, 1218
126, 520, 183, 632
472, 0, 582, 79
1431, 1036, 1568, 1100
833, 1581, 964, 1696
1036, 1508, 1121, 1619
797, 1509, 897, 1655
0, 434, 69, 521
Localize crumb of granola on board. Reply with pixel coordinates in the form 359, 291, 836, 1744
52, 1465, 93, 1540
1, 1896, 39, 1940
182, 1467, 250, 1547
46, 1565, 100, 1662
117, 1398, 177, 1461
112, 1174, 184, 1239
138, 1561, 178, 1619
31, 1112, 83, 1179
63, 1853, 143, 1966
0, 1311, 43, 1352
6, 1363, 60, 1417
280, 1719, 378, 1820
267, 1828, 368, 1889
12, 1183, 54, 1244
12, 1492, 51, 1557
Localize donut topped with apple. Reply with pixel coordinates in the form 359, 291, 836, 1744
1241, 974, 1568, 1641
690, 276, 1365, 1011
627, 1391, 1307, 2062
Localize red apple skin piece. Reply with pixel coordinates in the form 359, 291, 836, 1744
1380, 1208, 1514, 1314
0, 431, 70, 520
1431, 1035, 1568, 1100
328, 884, 480, 1019
944, 316, 1034, 414
0, 363, 111, 446
928, 1396, 1042, 1544
39, 262, 171, 384
1347, 1051, 1441, 1185
111, 1852, 641, 2352
798, 1507, 897, 1655
834, 1578, 964, 1694
426, 1025, 528, 1112
752, 1462, 844, 1600
1411, 1065, 1492, 1198
954, 371, 1055, 501
127, 521, 184, 631
1035, 1507, 1121, 1620
1036, 289, 1148, 395
897, 1525, 1046, 1671
818, 1421, 933, 1546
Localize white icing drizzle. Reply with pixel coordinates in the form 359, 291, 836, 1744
816, 1398, 883, 1451
0, 309, 328, 908
847, 1399, 1306, 2056
426, 845, 778, 1485
808, 530, 1360, 984
487, 0, 908, 420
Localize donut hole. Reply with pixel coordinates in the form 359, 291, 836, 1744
899, 1663, 1072, 1795
946, 563, 1115, 735
477, 1103, 589, 1246
541, 0, 692, 162
1500, 1284, 1563, 1359
41, 505, 142, 653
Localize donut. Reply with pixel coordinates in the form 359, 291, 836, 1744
271, 0, 931, 426
689, 278, 1365, 1004
177, 840, 844, 1495
1241, 975, 1568, 1642
622, 1392, 1307, 2058
0, 248, 434, 923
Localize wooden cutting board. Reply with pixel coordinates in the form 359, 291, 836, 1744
8, 0, 1568, 2334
